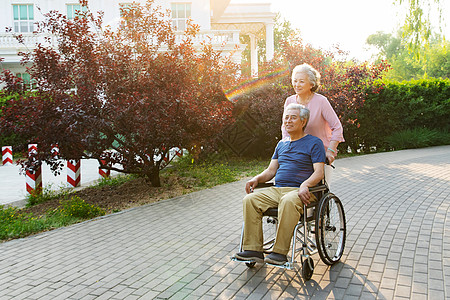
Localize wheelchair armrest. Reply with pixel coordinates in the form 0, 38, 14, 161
308, 184, 328, 193
255, 182, 275, 189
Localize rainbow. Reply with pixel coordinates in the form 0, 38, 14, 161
224, 65, 290, 102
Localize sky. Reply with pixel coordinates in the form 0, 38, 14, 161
230, 0, 449, 61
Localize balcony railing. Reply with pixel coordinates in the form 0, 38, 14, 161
0, 30, 241, 50
0, 33, 57, 49
174, 30, 240, 45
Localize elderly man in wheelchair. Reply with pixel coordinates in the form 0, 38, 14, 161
232, 103, 346, 280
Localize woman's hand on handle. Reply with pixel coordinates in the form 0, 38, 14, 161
326, 141, 339, 164
326, 152, 335, 164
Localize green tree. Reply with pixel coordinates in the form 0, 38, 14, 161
366, 31, 402, 60
367, 31, 449, 80
423, 39, 450, 78
391, 38, 450, 80
395, 0, 445, 54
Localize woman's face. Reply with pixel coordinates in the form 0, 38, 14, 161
292, 72, 314, 96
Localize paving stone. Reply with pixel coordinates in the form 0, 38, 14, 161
395, 284, 411, 298
0, 146, 449, 300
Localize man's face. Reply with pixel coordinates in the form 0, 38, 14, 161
284, 109, 306, 134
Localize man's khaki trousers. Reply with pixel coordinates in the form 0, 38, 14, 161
242, 186, 317, 255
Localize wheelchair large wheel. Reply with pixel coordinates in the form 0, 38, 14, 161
315, 193, 346, 265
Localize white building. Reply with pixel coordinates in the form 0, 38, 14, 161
0, 0, 276, 83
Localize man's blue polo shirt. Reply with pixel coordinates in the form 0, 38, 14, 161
272, 134, 326, 187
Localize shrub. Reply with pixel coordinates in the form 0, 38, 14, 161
26, 185, 70, 207
357, 78, 450, 151
55, 196, 105, 219
231, 82, 289, 157
385, 128, 450, 150
0, 198, 105, 241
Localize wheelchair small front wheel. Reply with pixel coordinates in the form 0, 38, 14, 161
315, 193, 346, 265
245, 262, 256, 268
301, 257, 314, 281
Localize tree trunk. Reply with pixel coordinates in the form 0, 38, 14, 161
147, 169, 161, 187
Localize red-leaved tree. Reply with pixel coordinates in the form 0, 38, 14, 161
278, 33, 390, 152
0, 0, 239, 186
231, 31, 389, 156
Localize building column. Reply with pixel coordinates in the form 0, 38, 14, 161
249, 33, 258, 77
265, 22, 274, 61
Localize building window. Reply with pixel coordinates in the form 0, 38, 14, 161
66, 4, 87, 20
13, 4, 34, 33
16, 73, 35, 89
171, 3, 191, 31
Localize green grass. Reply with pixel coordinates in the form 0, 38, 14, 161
26, 185, 71, 206
94, 174, 137, 188
1, 156, 267, 241
164, 155, 267, 188
0, 196, 105, 241
26, 174, 138, 207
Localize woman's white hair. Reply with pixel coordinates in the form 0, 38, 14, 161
285, 103, 310, 129
292, 63, 321, 92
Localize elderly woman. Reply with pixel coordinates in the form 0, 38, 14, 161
281, 64, 344, 164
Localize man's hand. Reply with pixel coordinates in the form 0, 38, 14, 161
245, 178, 259, 194
298, 185, 311, 205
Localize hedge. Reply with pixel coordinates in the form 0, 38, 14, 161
357, 78, 450, 151
228, 78, 450, 157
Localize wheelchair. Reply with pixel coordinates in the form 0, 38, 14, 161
231, 171, 346, 281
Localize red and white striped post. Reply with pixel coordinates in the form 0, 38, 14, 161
28, 144, 38, 155
67, 160, 81, 188
2, 146, 13, 165
51, 144, 60, 159
26, 144, 42, 195
99, 159, 110, 178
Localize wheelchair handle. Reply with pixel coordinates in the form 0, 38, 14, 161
326, 158, 335, 169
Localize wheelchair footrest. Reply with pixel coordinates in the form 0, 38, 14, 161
265, 261, 295, 270
231, 255, 297, 270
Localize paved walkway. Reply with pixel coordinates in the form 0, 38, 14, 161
0, 146, 449, 299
